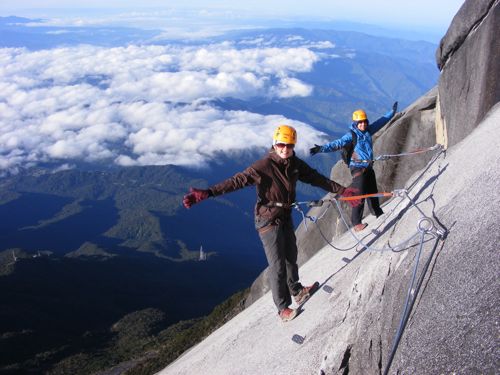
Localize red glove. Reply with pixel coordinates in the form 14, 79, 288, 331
183, 187, 211, 209
340, 187, 362, 207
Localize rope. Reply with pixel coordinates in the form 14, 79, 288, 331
293, 189, 416, 253
351, 144, 442, 163
297, 191, 446, 375
374, 144, 442, 161
297, 144, 447, 374
383, 231, 442, 375
294, 143, 446, 253
293, 200, 358, 252
294, 186, 446, 255
294, 192, 394, 209
298, 190, 446, 375
334, 193, 437, 253
338, 192, 394, 201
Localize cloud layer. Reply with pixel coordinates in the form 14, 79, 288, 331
0, 41, 329, 175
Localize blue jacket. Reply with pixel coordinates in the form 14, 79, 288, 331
320, 107, 395, 168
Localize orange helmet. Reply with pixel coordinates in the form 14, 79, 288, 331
273, 125, 297, 144
352, 109, 368, 122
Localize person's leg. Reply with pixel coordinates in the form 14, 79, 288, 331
350, 168, 366, 225
259, 224, 291, 311
282, 219, 302, 296
365, 168, 384, 217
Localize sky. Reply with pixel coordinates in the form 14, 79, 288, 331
0, 1, 465, 175
0, 0, 465, 34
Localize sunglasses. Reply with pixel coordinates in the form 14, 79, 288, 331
275, 143, 295, 149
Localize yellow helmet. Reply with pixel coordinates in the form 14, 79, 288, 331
273, 125, 297, 144
352, 109, 368, 122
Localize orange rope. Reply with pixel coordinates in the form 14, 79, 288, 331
338, 192, 394, 201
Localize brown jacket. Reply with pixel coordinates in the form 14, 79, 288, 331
209, 149, 345, 230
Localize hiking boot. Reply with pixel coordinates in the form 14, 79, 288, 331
279, 307, 298, 322
294, 282, 319, 305
354, 223, 368, 232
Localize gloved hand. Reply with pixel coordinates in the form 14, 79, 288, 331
183, 187, 211, 209
392, 101, 398, 113
340, 186, 362, 207
310, 144, 321, 156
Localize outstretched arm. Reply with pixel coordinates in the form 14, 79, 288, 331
310, 131, 354, 155
296, 160, 362, 207
183, 165, 261, 209
183, 188, 212, 208
369, 101, 398, 135
296, 159, 344, 194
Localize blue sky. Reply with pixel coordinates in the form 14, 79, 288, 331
1, 0, 464, 35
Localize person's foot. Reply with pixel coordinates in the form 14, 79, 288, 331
353, 223, 368, 232
294, 282, 319, 305
279, 307, 298, 322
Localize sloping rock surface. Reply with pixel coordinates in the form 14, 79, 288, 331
159, 103, 500, 375
159, 2, 500, 373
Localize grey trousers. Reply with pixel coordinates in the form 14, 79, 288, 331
258, 219, 303, 311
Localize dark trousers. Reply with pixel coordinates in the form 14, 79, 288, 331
258, 219, 302, 311
350, 167, 384, 225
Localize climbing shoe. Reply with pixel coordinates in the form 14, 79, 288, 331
354, 223, 368, 232
279, 307, 298, 322
294, 282, 320, 305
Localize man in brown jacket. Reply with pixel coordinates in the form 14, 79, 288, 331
183, 125, 360, 322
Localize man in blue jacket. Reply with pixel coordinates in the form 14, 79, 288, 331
310, 102, 398, 231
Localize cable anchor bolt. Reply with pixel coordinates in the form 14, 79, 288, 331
392, 189, 407, 198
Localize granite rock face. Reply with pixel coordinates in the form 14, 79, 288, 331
436, 0, 496, 69
436, 0, 500, 148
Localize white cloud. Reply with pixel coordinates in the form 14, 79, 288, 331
272, 77, 313, 98
0, 41, 328, 174
307, 41, 335, 49
115, 103, 324, 167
